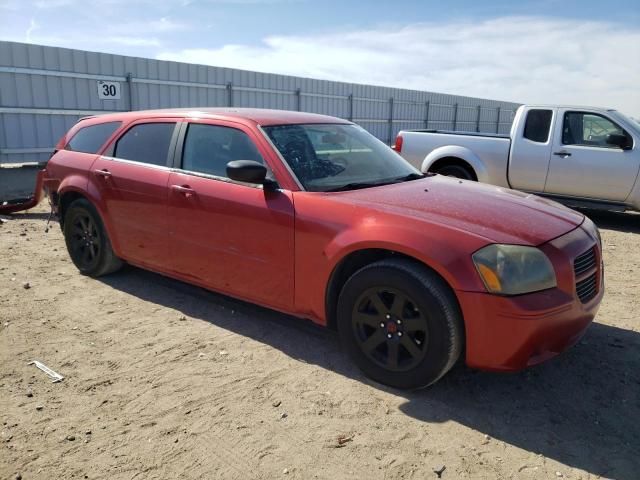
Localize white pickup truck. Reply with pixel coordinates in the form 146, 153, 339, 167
395, 105, 640, 212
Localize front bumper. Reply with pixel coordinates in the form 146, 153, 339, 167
458, 225, 603, 371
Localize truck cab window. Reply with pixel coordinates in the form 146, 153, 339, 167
523, 109, 552, 143
562, 112, 627, 148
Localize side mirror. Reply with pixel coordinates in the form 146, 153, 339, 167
226, 160, 278, 189
606, 133, 632, 150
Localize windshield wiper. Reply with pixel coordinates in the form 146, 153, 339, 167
323, 172, 425, 192
324, 181, 389, 192
390, 172, 425, 182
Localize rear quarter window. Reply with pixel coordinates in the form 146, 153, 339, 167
114, 123, 176, 166
65, 121, 121, 154
523, 110, 552, 143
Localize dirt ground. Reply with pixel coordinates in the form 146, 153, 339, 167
1, 204, 638, 480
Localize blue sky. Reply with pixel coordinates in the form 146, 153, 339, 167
1, 0, 639, 114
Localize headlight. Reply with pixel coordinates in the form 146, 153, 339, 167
472, 244, 557, 295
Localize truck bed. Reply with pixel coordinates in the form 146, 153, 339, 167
398, 130, 512, 187
406, 129, 510, 139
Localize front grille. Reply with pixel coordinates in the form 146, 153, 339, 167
574, 247, 598, 303
574, 248, 596, 276
576, 273, 598, 303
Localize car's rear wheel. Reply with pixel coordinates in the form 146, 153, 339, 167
337, 258, 464, 389
435, 164, 475, 180
63, 198, 122, 277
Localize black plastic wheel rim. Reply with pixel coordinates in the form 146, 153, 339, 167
69, 212, 101, 268
352, 287, 429, 372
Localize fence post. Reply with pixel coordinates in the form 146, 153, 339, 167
295, 88, 301, 111
452, 103, 458, 131
388, 97, 394, 145
476, 105, 481, 132
347, 94, 353, 122
495, 107, 501, 134
226, 82, 233, 107
424, 101, 430, 129
126, 73, 134, 111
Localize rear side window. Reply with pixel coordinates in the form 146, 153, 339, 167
182, 123, 265, 177
523, 109, 552, 143
114, 123, 175, 166
65, 121, 121, 154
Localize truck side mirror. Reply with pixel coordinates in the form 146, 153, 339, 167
606, 133, 632, 150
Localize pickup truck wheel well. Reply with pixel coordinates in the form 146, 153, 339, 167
59, 191, 87, 228
325, 249, 456, 331
429, 157, 477, 181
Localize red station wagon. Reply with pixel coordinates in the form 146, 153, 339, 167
43, 108, 604, 388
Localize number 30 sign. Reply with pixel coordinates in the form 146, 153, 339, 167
97, 81, 121, 100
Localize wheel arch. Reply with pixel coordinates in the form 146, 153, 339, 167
428, 157, 478, 181
324, 247, 462, 331
57, 184, 122, 258
420, 146, 488, 182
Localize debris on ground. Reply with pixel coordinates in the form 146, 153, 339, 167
433, 465, 446, 478
28, 360, 64, 383
334, 434, 354, 448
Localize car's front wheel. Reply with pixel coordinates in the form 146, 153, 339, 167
63, 198, 123, 277
337, 258, 464, 389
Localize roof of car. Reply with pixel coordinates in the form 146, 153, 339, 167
81, 108, 351, 126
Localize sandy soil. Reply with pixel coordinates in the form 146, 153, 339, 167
1, 204, 639, 480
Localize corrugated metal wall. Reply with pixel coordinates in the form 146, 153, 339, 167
0, 41, 520, 164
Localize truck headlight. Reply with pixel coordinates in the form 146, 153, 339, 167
472, 244, 557, 295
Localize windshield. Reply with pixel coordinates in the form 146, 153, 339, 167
262, 123, 421, 191
609, 110, 640, 134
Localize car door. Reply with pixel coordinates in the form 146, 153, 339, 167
544, 109, 638, 201
91, 119, 179, 269
507, 107, 554, 192
167, 119, 295, 311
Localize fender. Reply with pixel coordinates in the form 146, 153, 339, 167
311, 221, 489, 322
57, 175, 124, 258
421, 145, 490, 183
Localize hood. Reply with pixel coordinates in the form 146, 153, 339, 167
332, 175, 584, 245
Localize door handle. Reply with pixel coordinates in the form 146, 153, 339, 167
93, 169, 112, 178
553, 151, 572, 157
171, 185, 196, 197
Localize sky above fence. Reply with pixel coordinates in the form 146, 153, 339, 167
1, 0, 639, 116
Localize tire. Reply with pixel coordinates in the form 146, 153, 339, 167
337, 258, 464, 389
63, 198, 123, 277
436, 164, 475, 180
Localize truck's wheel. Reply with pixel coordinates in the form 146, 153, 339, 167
63, 198, 123, 277
337, 258, 464, 389
436, 164, 475, 180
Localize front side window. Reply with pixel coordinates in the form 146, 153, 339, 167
523, 109, 552, 143
263, 123, 420, 191
181, 124, 265, 178
562, 112, 627, 148
65, 121, 121, 154
114, 123, 175, 166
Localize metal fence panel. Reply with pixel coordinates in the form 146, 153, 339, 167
0, 41, 520, 163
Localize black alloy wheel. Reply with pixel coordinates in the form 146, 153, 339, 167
68, 211, 101, 270
352, 287, 428, 372
337, 258, 464, 389
63, 198, 123, 277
